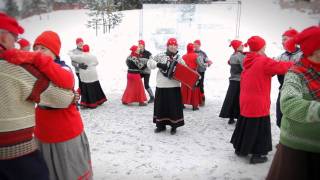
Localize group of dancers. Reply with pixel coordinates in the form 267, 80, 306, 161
1, 11, 319, 180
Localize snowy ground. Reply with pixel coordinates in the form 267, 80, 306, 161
18, 0, 319, 179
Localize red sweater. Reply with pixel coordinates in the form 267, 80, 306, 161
240, 52, 293, 117
34, 61, 84, 143
35, 104, 84, 143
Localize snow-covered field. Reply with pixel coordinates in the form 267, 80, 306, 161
18, 0, 319, 179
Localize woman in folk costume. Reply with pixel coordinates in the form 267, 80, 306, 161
70, 44, 107, 108
147, 38, 185, 135
31, 31, 92, 180
180, 43, 203, 111
275, 28, 303, 128
230, 36, 294, 164
219, 40, 245, 124
122, 45, 147, 106
267, 26, 320, 180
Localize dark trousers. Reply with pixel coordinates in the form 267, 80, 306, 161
198, 71, 205, 94
276, 92, 283, 128
0, 150, 49, 180
140, 73, 151, 90
76, 73, 82, 90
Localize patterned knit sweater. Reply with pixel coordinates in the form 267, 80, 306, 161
280, 72, 320, 153
0, 60, 75, 159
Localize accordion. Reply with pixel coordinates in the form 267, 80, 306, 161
161, 60, 200, 89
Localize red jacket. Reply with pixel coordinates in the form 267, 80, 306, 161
34, 60, 84, 143
240, 52, 293, 117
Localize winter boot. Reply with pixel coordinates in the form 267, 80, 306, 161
147, 88, 155, 103
192, 106, 199, 111
139, 102, 147, 106
154, 126, 166, 133
228, 118, 235, 124
250, 155, 268, 164
170, 127, 177, 135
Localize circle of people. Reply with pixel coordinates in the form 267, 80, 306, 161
1, 12, 319, 180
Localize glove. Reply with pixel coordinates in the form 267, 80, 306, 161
78, 63, 88, 70
157, 63, 168, 71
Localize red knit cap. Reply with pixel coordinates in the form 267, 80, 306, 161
187, 43, 194, 53
194, 40, 201, 46
229, 40, 242, 51
130, 45, 139, 57
285, 26, 320, 57
76, 38, 83, 45
0, 12, 24, 35
245, 36, 266, 52
138, 40, 145, 46
17, 38, 30, 48
82, 44, 90, 52
34, 31, 61, 56
282, 28, 299, 38
167, 38, 178, 46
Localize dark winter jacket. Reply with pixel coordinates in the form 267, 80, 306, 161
126, 55, 144, 74
229, 52, 245, 81
240, 52, 293, 117
276, 49, 303, 89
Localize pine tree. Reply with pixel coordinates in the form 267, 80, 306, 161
5, 0, 20, 18
21, 0, 50, 19
86, 0, 124, 36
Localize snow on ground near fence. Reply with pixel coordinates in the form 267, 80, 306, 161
19, 0, 318, 179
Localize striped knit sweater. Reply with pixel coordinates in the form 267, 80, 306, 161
0, 59, 75, 160
280, 71, 320, 153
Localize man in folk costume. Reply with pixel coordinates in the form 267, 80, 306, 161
219, 40, 245, 124
275, 28, 303, 127
181, 43, 203, 111
68, 37, 86, 94
0, 13, 76, 179
70, 44, 107, 108
147, 38, 185, 135
17, 38, 31, 51
122, 45, 148, 106
230, 36, 294, 164
194, 40, 211, 106
138, 40, 155, 103
267, 26, 320, 180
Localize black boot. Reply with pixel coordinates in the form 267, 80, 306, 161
170, 127, 177, 135
250, 154, 268, 164
192, 106, 199, 111
147, 88, 155, 103
228, 118, 235, 124
154, 126, 166, 133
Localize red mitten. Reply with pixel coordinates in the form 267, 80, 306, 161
32, 54, 75, 90
227, 60, 231, 65
2, 49, 40, 65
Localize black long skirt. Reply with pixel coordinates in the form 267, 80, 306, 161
219, 80, 240, 119
80, 81, 107, 108
230, 115, 272, 156
153, 87, 184, 128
